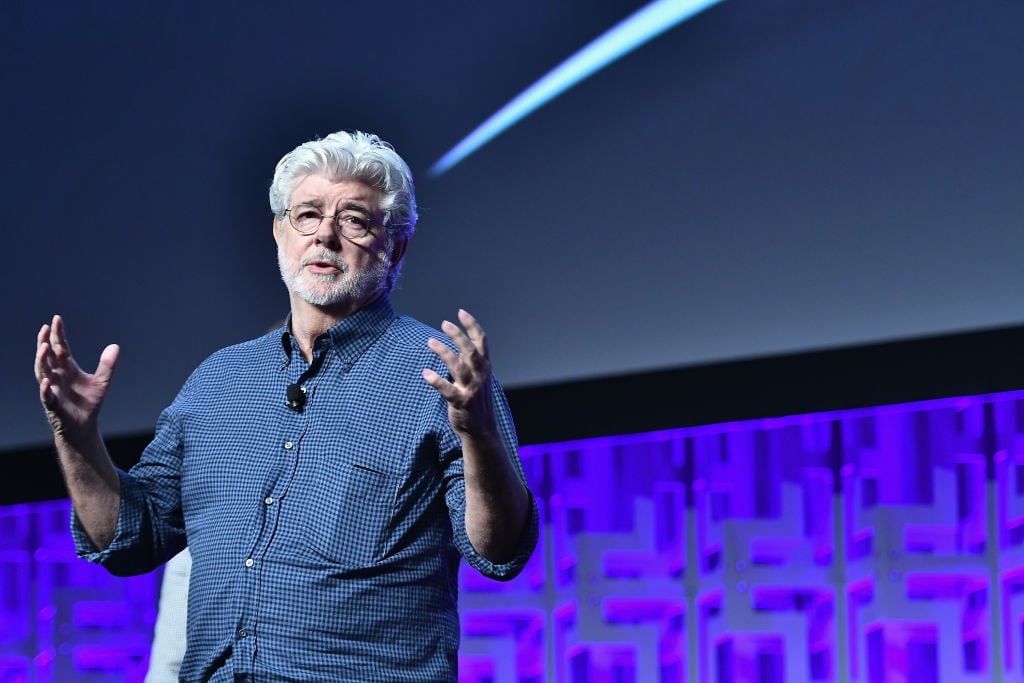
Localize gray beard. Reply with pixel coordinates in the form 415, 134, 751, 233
278, 246, 389, 308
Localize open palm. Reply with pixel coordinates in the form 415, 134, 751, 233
34, 315, 119, 444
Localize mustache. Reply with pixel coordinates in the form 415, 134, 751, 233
300, 250, 348, 271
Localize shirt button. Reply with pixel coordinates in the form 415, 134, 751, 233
284, 441, 294, 450
244, 558, 254, 568
237, 628, 248, 639
264, 496, 274, 505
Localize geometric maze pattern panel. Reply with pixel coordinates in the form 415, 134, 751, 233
459, 390, 1024, 683
5, 390, 1024, 681
0, 500, 158, 683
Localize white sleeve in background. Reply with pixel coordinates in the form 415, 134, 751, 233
144, 547, 192, 683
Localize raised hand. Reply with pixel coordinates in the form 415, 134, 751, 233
35, 315, 120, 444
422, 309, 497, 438
423, 309, 531, 561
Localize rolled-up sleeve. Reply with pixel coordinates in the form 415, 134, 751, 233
70, 397, 189, 576
443, 379, 539, 581
449, 485, 539, 580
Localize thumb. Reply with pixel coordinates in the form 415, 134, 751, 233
94, 344, 120, 383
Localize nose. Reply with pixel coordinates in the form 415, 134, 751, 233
312, 215, 342, 248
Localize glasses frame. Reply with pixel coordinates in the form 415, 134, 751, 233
283, 205, 376, 240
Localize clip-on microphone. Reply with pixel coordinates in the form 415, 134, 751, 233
285, 383, 307, 411
284, 349, 327, 412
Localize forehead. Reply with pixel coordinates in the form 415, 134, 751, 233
290, 174, 381, 209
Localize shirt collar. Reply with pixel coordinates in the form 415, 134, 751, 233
278, 296, 398, 367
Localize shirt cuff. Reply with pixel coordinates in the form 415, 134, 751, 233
70, 470, 146, 563
460, 491, 540, 581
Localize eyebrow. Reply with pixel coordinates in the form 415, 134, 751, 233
336, 201, 372, 217
293, 199, 373, 217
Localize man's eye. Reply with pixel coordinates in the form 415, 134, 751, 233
339, 213, 368, 227
295, 208, 321, 221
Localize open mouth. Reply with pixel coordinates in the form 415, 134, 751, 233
302, 253, 346, 275
306, 260, 340, 274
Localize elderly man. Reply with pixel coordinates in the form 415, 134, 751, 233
35, 130, 538, 682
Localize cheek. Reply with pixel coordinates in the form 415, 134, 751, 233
280, 237, 306, 261
346, 253, 376, 273
278, 245, 306, 276
353, 241, 390, 268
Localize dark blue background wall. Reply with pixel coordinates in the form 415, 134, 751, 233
3, 0, 1023, 451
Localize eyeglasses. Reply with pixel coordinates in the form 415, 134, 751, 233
284, 204, 375, 239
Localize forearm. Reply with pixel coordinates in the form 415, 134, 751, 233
461, 431, 531, 563
55, 430, 122, 551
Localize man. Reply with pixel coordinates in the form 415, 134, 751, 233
34, 130, 538, 681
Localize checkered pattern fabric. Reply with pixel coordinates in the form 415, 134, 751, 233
73, 297, 539, 682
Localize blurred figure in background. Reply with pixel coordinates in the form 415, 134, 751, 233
144, 547, 190, 683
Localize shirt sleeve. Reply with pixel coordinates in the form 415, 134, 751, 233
443, 377, 539, 581
70, 396, 189, 577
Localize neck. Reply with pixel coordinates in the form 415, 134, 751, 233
288, 292, 385, 361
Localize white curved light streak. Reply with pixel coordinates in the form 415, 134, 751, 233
429, 0, 727, 177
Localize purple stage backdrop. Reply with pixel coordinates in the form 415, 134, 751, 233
5, 389, 1024, 682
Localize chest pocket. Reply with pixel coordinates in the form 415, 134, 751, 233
304, 458, 397, 568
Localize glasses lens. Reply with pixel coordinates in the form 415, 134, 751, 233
337, 212, 371, 239
289, 206, 322, 234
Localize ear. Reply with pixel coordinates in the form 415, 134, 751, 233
272, 216, 282, 245
389, 235, 409, 269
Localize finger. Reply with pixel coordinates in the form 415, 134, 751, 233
49, 315, 72, 360
40, 340, 72, 378
431, 337, 482, 390
445, 339, 488, 394
440, 319, 472, 356
34, 338, 52, 382
38, 375, 63, 410
39, 375, 53, 407
422, 368, 457, 400
427, 337, 461, 375
454, 309, 490, 361
457, 308, 485, 345
94, 344, 120, 383
36, 324, 63, 378
440, 321, 486, 376
37, 323, 67, 377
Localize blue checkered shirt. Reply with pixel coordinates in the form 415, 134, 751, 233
73, 297, 539, 682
